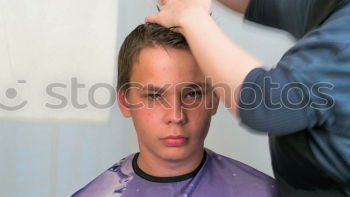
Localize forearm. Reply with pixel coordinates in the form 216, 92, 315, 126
216, 0, 251, 14
179, 10, 262, 115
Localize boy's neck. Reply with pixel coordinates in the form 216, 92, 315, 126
136, 149, 206, 178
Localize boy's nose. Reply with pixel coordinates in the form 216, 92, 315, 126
163, 97, 187, 125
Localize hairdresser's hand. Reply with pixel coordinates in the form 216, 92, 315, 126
145, 0, 212, 33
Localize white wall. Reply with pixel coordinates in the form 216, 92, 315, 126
0, 0, 118, 123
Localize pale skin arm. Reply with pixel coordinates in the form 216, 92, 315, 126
216, 0, 250, 14
146, 0, 261, 115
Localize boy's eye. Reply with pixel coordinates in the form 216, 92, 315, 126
185, 91, 203, 98
146, 94, 161, 100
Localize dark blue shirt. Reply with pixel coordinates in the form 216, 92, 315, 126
240, 0, 350, 196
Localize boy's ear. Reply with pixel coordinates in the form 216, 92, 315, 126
211, 92, 220, 116
117, 89, 131, 118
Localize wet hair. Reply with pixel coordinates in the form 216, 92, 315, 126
117, 23, 189, 92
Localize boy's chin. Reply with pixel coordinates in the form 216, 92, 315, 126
159, 147, 202, 162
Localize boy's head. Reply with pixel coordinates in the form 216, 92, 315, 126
117, 23, 219, 164
117, 23, 189, 92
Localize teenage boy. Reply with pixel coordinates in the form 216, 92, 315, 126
71, 23, 279, 197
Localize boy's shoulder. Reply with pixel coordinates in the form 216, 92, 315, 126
204, 149, 278, 195
71, 154, 136, 197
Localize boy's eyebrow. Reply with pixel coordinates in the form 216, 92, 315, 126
183, 82, 208, 89
141, 85, 167, 93
141, 83, 210, 92
182, 82, 213, 92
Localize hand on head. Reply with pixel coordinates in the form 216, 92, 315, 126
146, 0, 212, 33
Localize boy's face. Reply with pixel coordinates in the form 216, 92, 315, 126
118, 46, 219, 162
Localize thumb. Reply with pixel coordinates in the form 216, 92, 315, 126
145, 13, 159, 24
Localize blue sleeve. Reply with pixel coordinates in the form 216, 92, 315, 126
238, 67, 314, 135
244, 0, 343, 38
240, 1, 350, 135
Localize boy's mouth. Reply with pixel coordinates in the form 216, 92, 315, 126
161, 136, 188, 147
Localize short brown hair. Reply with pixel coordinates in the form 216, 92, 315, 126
117, 23, 189, 92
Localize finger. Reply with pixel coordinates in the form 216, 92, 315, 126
145, 13, 159, 24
